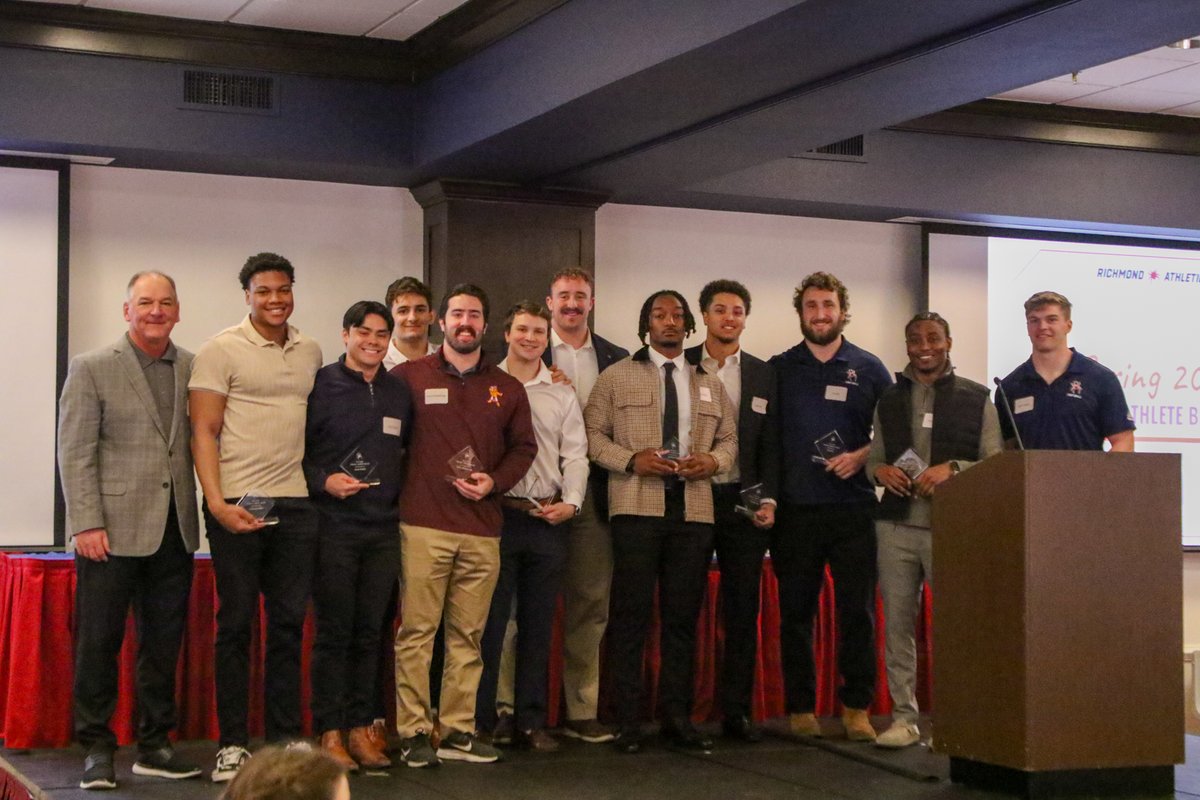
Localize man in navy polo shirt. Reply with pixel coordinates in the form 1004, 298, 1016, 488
997, 291, 1134, 451
769, 272, 892, 742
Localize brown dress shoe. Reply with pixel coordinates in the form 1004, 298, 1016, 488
348, 726, 392, 769
366, 719, 391, 754
319, 730, 359, 771
516, 729, 560, 752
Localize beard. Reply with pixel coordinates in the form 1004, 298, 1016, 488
445, 326, 482, 354
801, 315, 846, 346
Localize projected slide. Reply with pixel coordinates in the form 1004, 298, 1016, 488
987, 236, 1200, 545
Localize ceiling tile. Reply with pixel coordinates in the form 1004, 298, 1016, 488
231, 0, 416, 36
84, 0, 248, 20
1060, 85, 1199, 113
1122, 62, 1200, 95
1071, 53, 1191, 87
1163, 100, 1200, 117
368, 0, 469, 41
994, 80, 1112, 104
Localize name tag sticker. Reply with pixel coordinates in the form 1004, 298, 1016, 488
699, 386, 713, 403
825, 385, 848, 402
1014, 396, 1034, 414
382, 417, 402, 436
425, 388, 449, 405
751, 396, 768, 414
922, 413, 933, 429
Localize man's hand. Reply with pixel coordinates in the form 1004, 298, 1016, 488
549, 365, 572, 386
534, 502, 576, 525
675, 453, 719, 481
74, 528, 111, 562
211, 501, 266, 534
874, 465, 912, 497
753, 502, 776, 530
913, 462, 954, 498
825, 446, 869, 480
631, 448, 677, 477
325, 473, 369, 500
454, 472, 495, 501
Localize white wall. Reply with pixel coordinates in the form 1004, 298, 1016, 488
69, 166, 424, 360
595, 203, 922, 365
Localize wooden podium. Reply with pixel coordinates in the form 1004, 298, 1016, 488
932, 450, 1183, 798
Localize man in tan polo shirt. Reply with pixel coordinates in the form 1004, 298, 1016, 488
189, 252, 323, 783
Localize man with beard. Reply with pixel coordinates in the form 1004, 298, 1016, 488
383, 276, 437, 370
585, 290, 737, 754
769, 271, 891, 742
389, 284, 536, 768
684, 280, 778, 743
996, 291, 1134, 451
866, 312, 1002, 748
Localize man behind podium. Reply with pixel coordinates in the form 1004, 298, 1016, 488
996, 291, 1134, 451
866, 312, 1002, 748
59, 271, 201, 789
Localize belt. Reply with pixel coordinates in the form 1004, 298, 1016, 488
500, 493, 561, 513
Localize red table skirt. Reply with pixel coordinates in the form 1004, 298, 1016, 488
0, 553, 931, 749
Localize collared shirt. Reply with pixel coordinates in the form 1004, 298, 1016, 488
189, 315, 323, 498
499, 358, 588, 508
866, 362, 1003, 528
646, 347, 692, 458
770, 337, 892, 505
550, 328, 600, 406
701, 343, 741, 484
383, 339, 437, 372
997, 348, 1135, 450
128, 333, 177, 430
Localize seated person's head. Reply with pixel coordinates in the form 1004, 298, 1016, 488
220, 747, 349, 800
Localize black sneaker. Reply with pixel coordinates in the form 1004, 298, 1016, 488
399, 732, 439, 768
80, 751, 117, 790
132, 747, 202, 780
436, 731, 500, 763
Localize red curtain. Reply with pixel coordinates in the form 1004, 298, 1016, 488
0, 553, 931, 749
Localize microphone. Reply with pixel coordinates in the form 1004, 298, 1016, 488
993, 378, 1025, 451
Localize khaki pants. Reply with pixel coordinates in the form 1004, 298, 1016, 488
559, 491, 612, 721
394, 524, 500, 738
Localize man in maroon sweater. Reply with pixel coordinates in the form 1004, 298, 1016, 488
390, 284, 536, 768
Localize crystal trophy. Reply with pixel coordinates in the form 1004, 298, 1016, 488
340, 448, 380, 486
893, 447, 929, 480
237, 490, 279, 525
446, 445, 483, 483
734, 482, 765, 520
812, 429, 847, 464
658, 435, 681, 461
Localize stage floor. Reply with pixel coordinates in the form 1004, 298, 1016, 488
4, 721, 1198, 800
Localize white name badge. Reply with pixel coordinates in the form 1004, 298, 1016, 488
825, 385, 848, 402
382, 416, 402, 436
922, 412, 933, 429
699, 386, 713, 403
751, 396, 768, 414
425, 388, 449, 405
1014, 396, 1034, 414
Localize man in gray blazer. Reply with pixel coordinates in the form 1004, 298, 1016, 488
58, 271, 201, 790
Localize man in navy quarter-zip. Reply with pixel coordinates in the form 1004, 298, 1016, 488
304, 301, 412, 771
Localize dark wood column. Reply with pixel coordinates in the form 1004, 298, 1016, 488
412, 179, 608, 355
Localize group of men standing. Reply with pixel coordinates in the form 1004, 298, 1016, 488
58, 253, 1135, 788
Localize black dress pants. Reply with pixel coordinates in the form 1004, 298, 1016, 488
206, 497, 318, 747
476, 507, 567, 732
770, 501, 876, 713
608, 513, 713, 725
311, 519, 400, 733
73, 503, 193, 754
712, 484, 770, 719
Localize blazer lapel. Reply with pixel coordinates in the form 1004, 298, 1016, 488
168, 355, 187, 446
116, 338, 168, 443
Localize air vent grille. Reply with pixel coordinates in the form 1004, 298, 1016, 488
809, 135, 864, 157
182, 70, 276, 114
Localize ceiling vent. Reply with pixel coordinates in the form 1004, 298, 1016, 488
180, 70, 279, 116
795, 135, 865, 162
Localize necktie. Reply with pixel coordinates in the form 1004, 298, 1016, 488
662, 362, 678, 450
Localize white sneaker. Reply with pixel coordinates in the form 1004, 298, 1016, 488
876, 721, 920, 749
211, 745, 250, 783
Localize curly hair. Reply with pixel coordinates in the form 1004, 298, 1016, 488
219, 748, 345, 800
637, 290, 696, 345
238, 253, 294, 290
792, 271, 850, 323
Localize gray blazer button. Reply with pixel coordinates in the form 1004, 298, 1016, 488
162, 482, 170, 489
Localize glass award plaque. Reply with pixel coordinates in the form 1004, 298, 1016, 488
812, 429, 847, 464
446, 445, 483, 483
734, 482, 765, 519
340, 448, 380, 486
658, 435, 681, 461
893, 448, 929, 480
237, 490, 279, 525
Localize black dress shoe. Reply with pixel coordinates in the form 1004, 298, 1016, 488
661, 718, 713, 752
722, 715, 763, 743
612, 726, 643, 754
